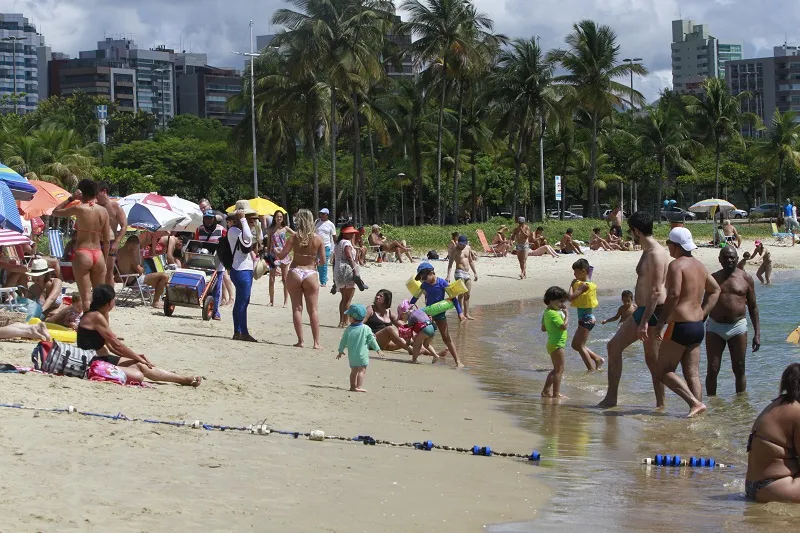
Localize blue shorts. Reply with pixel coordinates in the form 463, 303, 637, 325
632, 305, 663, 327
577, 308, 596, 331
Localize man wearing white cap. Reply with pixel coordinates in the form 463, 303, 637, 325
653, 226, 720, 418
315, 208, 336, 286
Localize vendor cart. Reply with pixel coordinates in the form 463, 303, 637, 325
163, 240, 221, 321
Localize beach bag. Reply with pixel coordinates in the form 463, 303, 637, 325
427, 250, 439, 260
87, 360, 127, 385
31, 340, 95, 378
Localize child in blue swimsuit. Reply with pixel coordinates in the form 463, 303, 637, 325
410, 262, 465, 367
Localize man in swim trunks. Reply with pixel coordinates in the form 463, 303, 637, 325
607, 205, 623, 238
446, 234, 478, 320
704, 245, 760, 396
599, 211, 670, 409
116, 235, 170, 309
96, 181, 128, 286
653, 227, 720, 418
510, 217, 531, 279
558, 229, 583, 254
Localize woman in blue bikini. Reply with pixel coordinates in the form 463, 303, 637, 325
746, 363, 800, 502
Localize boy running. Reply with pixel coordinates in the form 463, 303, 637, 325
410, 262, 465, 367
446, 234, 478, 320
569, 258, 605, 370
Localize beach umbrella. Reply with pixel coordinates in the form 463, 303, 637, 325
0, 227, 31, 247
119, 201, 186, 232
226, 197, 286, 216
0, 163, 37, 201
0, 181, 23, 233
119, 193, 201, 232
688, 199, 735, 213
17, 180, 71, 219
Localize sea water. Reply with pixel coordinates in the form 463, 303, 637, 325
452, 271, 800, 532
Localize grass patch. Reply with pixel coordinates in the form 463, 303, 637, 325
381, 217, 775, 254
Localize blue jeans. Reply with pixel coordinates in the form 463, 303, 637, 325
318, 246, 331, 285
212, 270, 223, 319
230, 268, 253, 335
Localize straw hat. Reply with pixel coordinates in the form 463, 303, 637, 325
234, 199, 258, 217
28, 258, 54, 277
498, 225, 508, 232
253, 258, 269, 280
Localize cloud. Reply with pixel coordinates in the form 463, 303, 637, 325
15, 0, 800, 102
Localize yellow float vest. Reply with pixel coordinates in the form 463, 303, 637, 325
571, 280, 598, 309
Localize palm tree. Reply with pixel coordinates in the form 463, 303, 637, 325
553, 19, 647, 218
401, 0, 497, 224
754, 110, 800, 204
493, 37, 563, 220
635, 103, 698, 220
2, 127, 96, 188
683, 77, 755, 198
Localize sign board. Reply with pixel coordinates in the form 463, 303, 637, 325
554, 175, 562, 202
96, 105, 108, 120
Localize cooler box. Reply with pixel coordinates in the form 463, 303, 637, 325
166, 269, 207, 305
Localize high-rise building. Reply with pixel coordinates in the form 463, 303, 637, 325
48, 58, 137, 111
671, 19, 720, 94
176, 63, 244, 126
717, 43, 743, 79
0, 13, 47, 114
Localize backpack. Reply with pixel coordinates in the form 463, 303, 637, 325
31, 340, 95, 378
216, 234, 253, 270
427, 250, 439, 260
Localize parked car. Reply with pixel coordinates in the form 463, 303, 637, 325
749, 204, 782, 218
660, 206, 697, 222
722, 207, 748, 219
549, 210, 583, 220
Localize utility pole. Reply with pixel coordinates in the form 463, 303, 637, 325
232, 20, 259, 196
2, 37, 25, 114
623, 58, 643, 113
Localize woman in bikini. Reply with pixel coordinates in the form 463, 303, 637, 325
276, 209, 324, 349
363, 289, 409, 352
332, 226, 360, 328
52, 179, 109, 312
746, 363, 800, 502
78, 284, 201, 387
267, 210, 294, 308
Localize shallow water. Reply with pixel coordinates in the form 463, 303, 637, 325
454, 271, 800, 532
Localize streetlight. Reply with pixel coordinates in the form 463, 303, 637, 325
622, 58, 643, 113
2, 36, 25, 115
232, 20, 259, 197
623, 57, 642, 213
154, 68, 169, 130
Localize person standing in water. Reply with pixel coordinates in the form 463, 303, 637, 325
599, 211, 669, 409
704, 246, 760, 396
510, 217, 531, 279
653, 227, 720, 418
446, 235, 478, 320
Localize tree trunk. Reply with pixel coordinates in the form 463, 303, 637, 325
367, 123, 379, 224
310, 124, 319, 217
352, 92, 364, 226
435, 58, 448, 225
512, 102, 530, 220
589, 113, 598, 218
777, 154, 785, 206
413, 133, 423, 225
657, 155, 665, 224
470, 151, 477, 223
330, 87, 337, 221
560, 152, 568, 220
452, 79, 465, 221
714, 136, 721, 199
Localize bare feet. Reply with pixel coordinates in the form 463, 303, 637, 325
541, 390, 552, 397
431, 355, 440, 364
554, 394, 569, 399
597, 396, 617, 408
453, 362, 464, 369
350, 387, 367, 393
595, 357, 605, 370
687, 403, 707, 418
466, 315, 476, 321
151, 301, 164, 310
268, 302, 274, 307
32, 322, 50, 341
189, 376, 203, 388
293, 341, 304, 348
313, 343, 323, 350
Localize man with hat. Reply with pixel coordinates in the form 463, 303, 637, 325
315, 208, 336, 286
652, 226, 721, 418
446, 234, 478, 320
195, 209, 227, 320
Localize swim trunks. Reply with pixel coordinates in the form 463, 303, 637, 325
664, 321, 705, 347
515, 243, 530, 253
611, 225, 622, 238
706, 317, 748, 342
577, 308, 596, 331
745, 478, 779, 500
559, 249, 576, 254
454, 269, 471, 281
632, 304, 664, 327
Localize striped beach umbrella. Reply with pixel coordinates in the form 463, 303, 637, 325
0, 163, 37, 200
0, 181, 23, 233
0, 227, 31, 247
119, 193, 200, 231
688, 199, 735, 213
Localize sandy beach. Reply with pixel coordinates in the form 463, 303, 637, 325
0, 236, 792, 532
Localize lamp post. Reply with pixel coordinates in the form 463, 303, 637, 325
2, 36, 25, 115
232, 20, 259, 197
622, 57, 643, 113
623, 57, 642, 212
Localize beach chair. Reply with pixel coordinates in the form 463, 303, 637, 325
144, 254, 168, 274
115, 264, 154, 307
475, 229, 501, 257
771, 222, 793, 246
47, 229, 75, 282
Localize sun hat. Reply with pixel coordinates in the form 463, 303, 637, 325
319, 208, 330, 215
498, 225, 508, 232
517, 216, 526, 223
344, 303, 367, 321
234, 199, 258, 216
371, 224, 381, 231
667, 227, 697, 252
457, 235, 468, 245
253, 258, 269, 280
415, 261, 434, 280
340, 225, 359, 235
28, 258, 54, 277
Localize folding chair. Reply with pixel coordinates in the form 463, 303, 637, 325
475, 229, 501, 257
115, 264, 154, 306
144, 254, 168, 274
771, 222, 794, 246
368, 244, 388, 262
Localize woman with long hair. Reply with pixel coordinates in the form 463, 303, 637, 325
276, 209, 325, 349
745, 363, 800, 502
77, 285, 201, 386
332, 226, 360, 327
52, 179, 109, 312
363, 289, 408, 351
267, 210, 294, 308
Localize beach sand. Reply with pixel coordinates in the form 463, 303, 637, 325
0, 237, 790, 532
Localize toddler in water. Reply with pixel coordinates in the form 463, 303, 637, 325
337, 304, 382, 392
409, 262, 464, 367
601, 290, 637, 326
541, 286, 569, 398
569, 259, 605, 371
397, 300, 445, 363
46, 292, 83, 331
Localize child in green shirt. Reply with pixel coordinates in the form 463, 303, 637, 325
541, 286, 569, 399
337, 304, 382, 392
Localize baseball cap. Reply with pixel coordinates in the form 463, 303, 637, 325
518, 216, 526, 223
755, 239, 762, 246
667, 227, 697, 252
203, 209, 216, 217
457, 235, 468, 245
415, 261, 434, 280
344, 303, 367, 321
319, 208, 330, 214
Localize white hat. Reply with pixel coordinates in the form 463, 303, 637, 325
28, 258, 54, 277
319, 208, 330, 215
667, 227, 697, 252
253, 258, 269, 280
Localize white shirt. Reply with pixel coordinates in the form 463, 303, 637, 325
315, 219, 337, 249
793, 205, 797, 222
227, 221, 254, 271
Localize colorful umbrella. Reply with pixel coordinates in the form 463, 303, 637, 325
226, 197, 286, 216
0, 227, 31, 247
17, 180, 71, 219
119, 201, 186, 232
0, 181, 23, 233
688, 199, 735, 213
119, 193, 201, 231
0, 163, 37, 200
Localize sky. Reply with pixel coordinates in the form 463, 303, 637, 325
10, 0, 800, 102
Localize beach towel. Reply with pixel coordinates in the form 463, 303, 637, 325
87, 360, 127, 386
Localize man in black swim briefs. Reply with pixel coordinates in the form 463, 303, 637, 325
599, 211, 670, 409
653, 227, 720, 418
